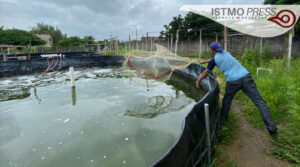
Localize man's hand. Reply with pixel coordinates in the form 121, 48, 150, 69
195, 80, 200, 88
195, 70, 209, 88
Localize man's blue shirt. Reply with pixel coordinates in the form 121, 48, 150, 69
206, 51, 249, 82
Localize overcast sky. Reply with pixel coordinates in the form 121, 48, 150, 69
0, 0, 263, 41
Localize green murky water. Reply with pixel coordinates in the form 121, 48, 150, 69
0, 67, 205, 167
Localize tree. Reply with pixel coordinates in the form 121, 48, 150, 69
160, 13, 223, 41
82, 36, 95, 45
57, 36, 83, 46
31, 23, 64, 46
0, 29, 46, 46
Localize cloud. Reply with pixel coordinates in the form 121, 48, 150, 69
0, 0, 264, 41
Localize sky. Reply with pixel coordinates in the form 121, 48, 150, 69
0, 0, 264, 41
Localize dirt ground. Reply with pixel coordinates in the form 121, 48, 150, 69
219, 102, 291, 167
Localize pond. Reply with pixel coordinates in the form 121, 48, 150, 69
0, 67, 206, 167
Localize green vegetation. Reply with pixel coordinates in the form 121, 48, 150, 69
236, 57, 300, 164
57, 35, 96, 46
31, 23, 64, 46
160, 13, 224, 41
211, 113, 239, 167
0, 29, 46, 46
57, 36, 83, 46
198, 42, 300, 165
211, 43, 300, 165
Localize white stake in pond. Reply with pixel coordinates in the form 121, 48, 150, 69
69, 67, 75, 87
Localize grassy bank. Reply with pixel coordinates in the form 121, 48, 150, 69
207, 44, 300, 165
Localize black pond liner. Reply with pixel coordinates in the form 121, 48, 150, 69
0, 53, 220, 167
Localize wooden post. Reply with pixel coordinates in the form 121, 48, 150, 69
104, 40, 107, 55
287, 29, 293, 68
199, 29, 202, 59
175, 29, 179, 56
224, 26, 228, 51
215, 32, 218, 42
260, 37, 263, 56
135, 26, 138, 53
28, 32, 32, 60
171, 34, 174, 53
69, 67, 75, 87
167, 38, 170, 51
129, 34, 131, 52
151, 38, 153, 52
146, 32, 148, 51
115, 36, 118, 55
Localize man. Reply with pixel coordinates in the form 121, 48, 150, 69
195, 42, 277, 136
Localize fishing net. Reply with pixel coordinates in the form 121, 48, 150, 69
122, 44, 193, 87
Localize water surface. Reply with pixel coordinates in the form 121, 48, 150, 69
0, 67, 205, 167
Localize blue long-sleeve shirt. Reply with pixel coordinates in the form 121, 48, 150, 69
206, 51, 249, 82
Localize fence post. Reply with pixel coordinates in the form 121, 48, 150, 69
199, 29, 202, 59
224, 26, 228, 51
146, 32, 148, 51
260, 37, 263, 56
287, 29, 293, 68
175, 29, 179, 56
204, 103, 211, 164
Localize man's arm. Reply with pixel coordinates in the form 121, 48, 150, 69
199, 59, 211, 64
195, 57, 216, 88
195, 70, 209, 88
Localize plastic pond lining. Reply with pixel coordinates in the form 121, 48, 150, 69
0, 54, 220, 167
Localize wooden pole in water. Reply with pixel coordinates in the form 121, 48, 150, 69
69, 67, 75, 87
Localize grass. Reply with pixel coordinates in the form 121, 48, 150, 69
211, 44, 300, 165
236, 58, 300, 165
194, 42, 300, 165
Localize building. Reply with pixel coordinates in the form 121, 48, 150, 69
35, 34, 52, 47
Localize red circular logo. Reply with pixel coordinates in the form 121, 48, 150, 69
267, 9, 296, 28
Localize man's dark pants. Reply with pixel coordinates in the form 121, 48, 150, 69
221, 74, 277, 133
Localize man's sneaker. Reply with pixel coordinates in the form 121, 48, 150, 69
269, 130, 278, 138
